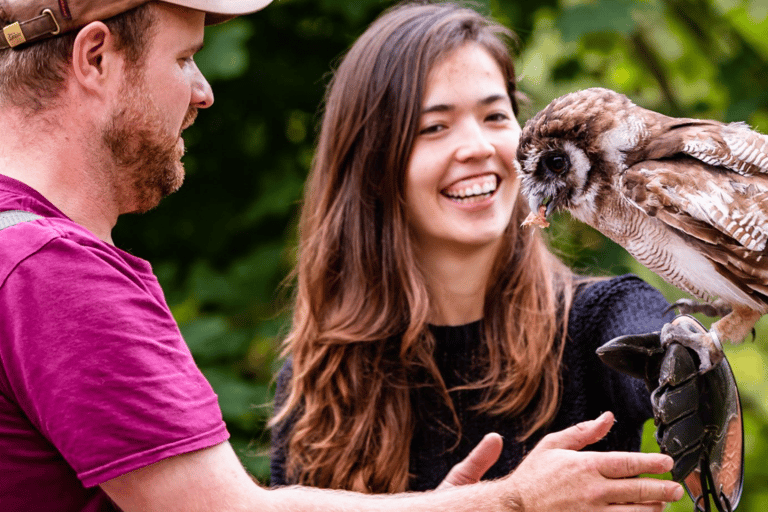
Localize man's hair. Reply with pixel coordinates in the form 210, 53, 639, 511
0, 4, 155, 112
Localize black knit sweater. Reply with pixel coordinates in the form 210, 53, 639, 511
270, 274, 672, 490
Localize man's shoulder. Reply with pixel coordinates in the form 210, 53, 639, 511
0, 217, 147, 288
0, 213, 93, 252
0, 216, 71, 272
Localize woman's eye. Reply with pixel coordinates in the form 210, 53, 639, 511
419, 124, 446, 135
486, 112, 510, 122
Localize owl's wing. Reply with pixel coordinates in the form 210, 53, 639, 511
640, 118, 768, 176
621, 159, 768, 292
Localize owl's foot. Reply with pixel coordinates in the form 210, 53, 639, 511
664, 298, 731, 318
660, 319, 724, 373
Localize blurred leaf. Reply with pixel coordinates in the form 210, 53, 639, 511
725, 3, 768, 60
201, 366, 271, 430
318, 0, 387, 24
196, 19, 253, 80
181, 316, 252, 362
231, 435, 271, 483
558, 0, 637, 41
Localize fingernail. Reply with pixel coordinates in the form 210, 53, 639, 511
597, 411, 614, 423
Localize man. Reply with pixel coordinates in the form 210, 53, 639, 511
0, 1, 683, 511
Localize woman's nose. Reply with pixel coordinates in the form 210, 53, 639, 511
454, 122, 495, 162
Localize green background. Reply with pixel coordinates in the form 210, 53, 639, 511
112, 0, 768, 509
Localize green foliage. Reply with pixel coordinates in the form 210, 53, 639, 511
112, 0, 768, 505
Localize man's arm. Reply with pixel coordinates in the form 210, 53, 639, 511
103, 438, 512, 512
101, 412, 683, 512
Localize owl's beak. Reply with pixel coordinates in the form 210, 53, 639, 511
544, 196, 559, 217
527, 192, 561, 219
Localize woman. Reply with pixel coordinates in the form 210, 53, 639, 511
271, 0, 673, 504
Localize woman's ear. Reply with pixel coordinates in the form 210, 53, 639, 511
70, 21, 122, 95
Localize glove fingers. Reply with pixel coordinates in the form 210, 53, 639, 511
651, 380, 699, 424
596, 331, 663, 384
658, 343, 699, 387
652, 336, 706, 482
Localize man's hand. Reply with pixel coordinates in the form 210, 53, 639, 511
504, 412, 684, 512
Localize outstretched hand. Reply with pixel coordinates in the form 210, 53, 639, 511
507, 411, 684, 512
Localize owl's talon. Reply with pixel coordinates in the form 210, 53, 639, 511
664, 298, 731, 318
660, 322, 724, 373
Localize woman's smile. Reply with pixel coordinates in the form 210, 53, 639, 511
441, 173, 499, 205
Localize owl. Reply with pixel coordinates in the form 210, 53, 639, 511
516, 87, 768, 372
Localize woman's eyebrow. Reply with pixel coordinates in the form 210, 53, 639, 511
421, 94, 509, 115
480, 94, 509, 105
421, 103, 454, 115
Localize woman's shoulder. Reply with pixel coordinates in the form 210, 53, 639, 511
573, 274, 668, 313
561, 275, 661, 429
274, 357, 294, 405
569, 274, 672, 342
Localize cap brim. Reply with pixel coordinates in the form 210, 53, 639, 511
170, 0, 274, 24
205, 13, 238, 25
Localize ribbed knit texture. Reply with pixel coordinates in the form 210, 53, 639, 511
271, 274, 672, 490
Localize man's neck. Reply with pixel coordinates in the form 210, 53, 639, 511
0, 107, 119, 244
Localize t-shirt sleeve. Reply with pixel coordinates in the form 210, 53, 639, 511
0, 236, 228, 487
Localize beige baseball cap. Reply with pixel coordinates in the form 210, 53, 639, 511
0, 0, 273, 50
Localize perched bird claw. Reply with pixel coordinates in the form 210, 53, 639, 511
664, 298, 732, 318
660, 322, 723, 373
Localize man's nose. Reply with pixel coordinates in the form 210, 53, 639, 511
191, 62, 214, 109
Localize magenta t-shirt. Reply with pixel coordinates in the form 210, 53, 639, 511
0, 176, 229, 511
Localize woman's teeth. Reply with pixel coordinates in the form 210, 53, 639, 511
442, 176, 497, 203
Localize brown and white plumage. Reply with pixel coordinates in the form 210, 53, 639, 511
516, 87, 768, 371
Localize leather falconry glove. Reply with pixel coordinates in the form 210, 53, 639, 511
597, 315, 744, 512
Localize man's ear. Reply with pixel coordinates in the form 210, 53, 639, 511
71, 21, 123, 95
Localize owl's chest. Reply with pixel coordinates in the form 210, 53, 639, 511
570, 193, 703, 291
572, 196, 763, 308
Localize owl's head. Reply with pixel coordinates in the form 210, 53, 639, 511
516, 88, 640, 221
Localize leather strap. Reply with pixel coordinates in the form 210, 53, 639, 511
1, 9, 60, 50
0, 210, 42, 230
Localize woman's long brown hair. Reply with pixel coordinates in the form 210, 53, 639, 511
272, 1, 575, 493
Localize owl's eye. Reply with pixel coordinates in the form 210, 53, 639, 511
541, 153, 569, 174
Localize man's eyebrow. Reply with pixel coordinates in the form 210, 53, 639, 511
421, 94, 510, 114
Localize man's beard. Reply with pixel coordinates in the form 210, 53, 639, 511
101, 80, 197, 214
